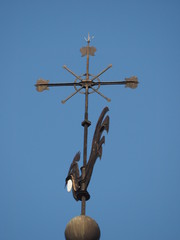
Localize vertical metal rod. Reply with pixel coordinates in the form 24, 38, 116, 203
86, 40, 90, 80
81, 38, 91, 215
81, 86, 89, 215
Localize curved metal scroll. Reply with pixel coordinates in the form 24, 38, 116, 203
84, 106, 109, 189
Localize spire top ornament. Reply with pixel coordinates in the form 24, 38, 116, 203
35, 34, 138, 104
35, 34, 139, 239
84, 32, 94, 43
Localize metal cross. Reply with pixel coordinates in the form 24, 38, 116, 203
35, 33, 138, 215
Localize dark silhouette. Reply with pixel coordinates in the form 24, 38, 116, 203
65, 107, 109, 201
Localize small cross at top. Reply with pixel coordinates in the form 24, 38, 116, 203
35, 34, 138, 104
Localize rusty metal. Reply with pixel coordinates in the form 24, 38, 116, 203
74, 74, 101, 94
80, 46, 96, 57
35, 34, 139, 217
65, 215, 100, 240
35, 35, 138, 103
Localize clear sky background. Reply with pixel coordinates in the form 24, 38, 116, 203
1, 0, 180, 239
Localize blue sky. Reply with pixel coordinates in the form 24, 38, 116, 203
1, 0, 180, 239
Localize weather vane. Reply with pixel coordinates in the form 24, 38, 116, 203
35, 33, 138, 240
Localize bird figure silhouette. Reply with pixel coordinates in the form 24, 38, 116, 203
65, 107, 109, 201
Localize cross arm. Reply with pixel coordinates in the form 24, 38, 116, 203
35, 79, 81, 92
90, 64, 112, 82
92, 76, 139, 89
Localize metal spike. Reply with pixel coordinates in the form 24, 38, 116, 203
63, 65, 83, 81
61, 87, 84, 104
90, 86, 111, 102
90, 64, 112, 82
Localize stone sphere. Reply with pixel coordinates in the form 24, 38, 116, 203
65, 215, 100, 240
